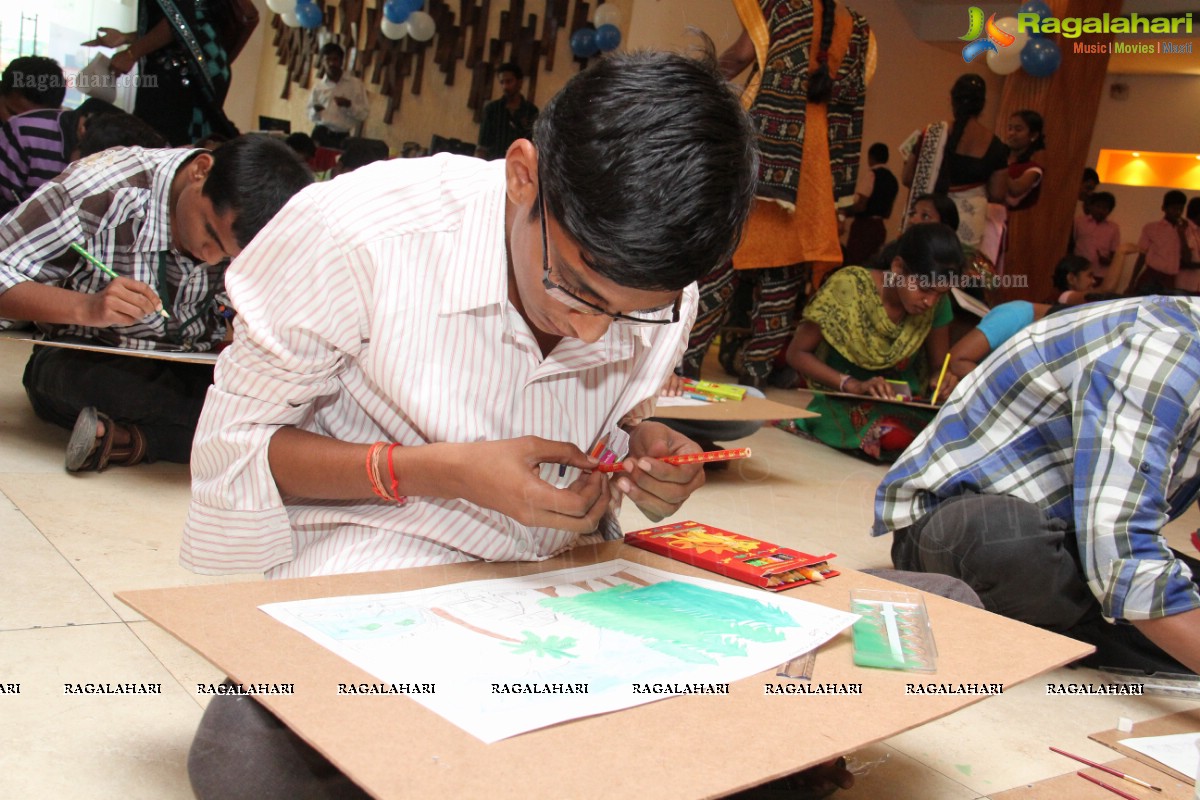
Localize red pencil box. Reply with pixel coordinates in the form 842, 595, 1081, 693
624, 520, 838, 592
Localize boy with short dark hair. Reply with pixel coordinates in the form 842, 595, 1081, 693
1072, 190, 1120, 277
183, 48, 757, 795
0, 135, 313, 471
1132, 189, 1193, 293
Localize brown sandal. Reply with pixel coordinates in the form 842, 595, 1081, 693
65, 407, 147, 472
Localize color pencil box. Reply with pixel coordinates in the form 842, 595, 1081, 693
624, 520, 838, 592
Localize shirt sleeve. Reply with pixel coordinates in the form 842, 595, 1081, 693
0, 123, 30, 215
182, 192, 371, 574
1072, 329, 1200, 622
307, 86, 323, 123
0, 179, 87, 299
1139, 223, 1153, 253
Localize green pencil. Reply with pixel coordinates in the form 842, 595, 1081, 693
69, 243, 170, 320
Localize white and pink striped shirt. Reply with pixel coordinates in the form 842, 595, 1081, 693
182, 155, 695, 578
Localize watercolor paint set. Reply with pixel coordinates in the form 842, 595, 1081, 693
849, 589, 937, 672
624, 520, 838, 592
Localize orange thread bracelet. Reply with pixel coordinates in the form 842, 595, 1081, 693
385, 442, 404, 503
365, 441, 388, 499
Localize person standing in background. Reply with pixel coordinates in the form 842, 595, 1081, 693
682, 0, 875, 389
843, 142, 898, 266
84, 0, 240, 146
475, 62, 539, 161
308, 43, 369, 149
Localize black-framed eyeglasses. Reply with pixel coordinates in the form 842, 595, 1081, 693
538, 183, 681, 327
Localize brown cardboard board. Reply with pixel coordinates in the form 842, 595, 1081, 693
653, 394, 816, 421
801, 388, 942, 411
1090, 709, 1200, 784
0, 330, 219, 365
117, 543, 1091, 800
992, 757, 1192, 800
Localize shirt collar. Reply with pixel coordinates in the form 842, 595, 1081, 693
138, 148, 208, 253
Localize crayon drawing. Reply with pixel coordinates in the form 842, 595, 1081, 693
261, 559, 857, 743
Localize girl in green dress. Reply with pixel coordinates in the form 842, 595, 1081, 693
778, 223, 965, 461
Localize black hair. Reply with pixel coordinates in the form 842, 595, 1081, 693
1088, 191, 1115, 211
319, 42, 345, 59
874, 223, 965, 282
338, 137, 389, 171
1187, 197, 1200, 224
936, 74, 987, 194
1082, 167, 1099, 184
1010, 109, 1045, 163
1163, 189, 1187, 210
807, 0, 836, 103
1052, 255, 1092, 291
533, 44, 757, 291
911, 192, 959, 232
78, 113, 167, 157
1, 56, 65, 109
202, 134, 315, 249
285, 132, 317, 160
497, 62, 523, 81
867, 142, 888, 164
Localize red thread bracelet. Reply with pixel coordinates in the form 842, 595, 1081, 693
386, 442, 402, 502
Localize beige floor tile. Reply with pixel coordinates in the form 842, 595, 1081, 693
844, 744, 982, 799
0, 487, 119, 631
882, 663, 1199, 795
0, 469, 258, 623
0, 624, 200, 799
127, 621, 231, 710
0, 340, 64, 474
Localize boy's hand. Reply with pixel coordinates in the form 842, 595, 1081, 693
659, 373, 687, 396
451, 437, 608, 533
81, 277, 165, 327
607, 421, 704, 522
929, 371, 959, 402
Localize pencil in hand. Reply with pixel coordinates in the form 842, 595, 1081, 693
70, 242, 171, 320
596, 448, 751, 472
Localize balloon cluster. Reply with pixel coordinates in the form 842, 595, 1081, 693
569, 3, 622, 59
380, 0, 436, 42
981, 1, 1062, 78
269, 0, 325, 30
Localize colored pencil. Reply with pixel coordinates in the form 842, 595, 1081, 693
931, 353, 950, 404
1050, 747, 1161, 791
69, 243, 171, 319
596, 448, 751, 472
1076, 771, 1141, 800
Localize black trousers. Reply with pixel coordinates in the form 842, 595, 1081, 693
891, 493, 1198, 673
22, 345, 213, 464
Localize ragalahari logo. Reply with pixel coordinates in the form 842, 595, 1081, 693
961, 7, 1016, 62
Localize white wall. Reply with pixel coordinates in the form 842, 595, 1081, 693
1089, 73, 1200, 243
223, 0, 270, 135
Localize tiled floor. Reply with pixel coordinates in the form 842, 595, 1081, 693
1, 336, 1197, 799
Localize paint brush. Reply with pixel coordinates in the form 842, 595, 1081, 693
1050, 747, 1161, 792
931, 353, 950, 404
69, 243, 171, 320
1076, 771, 1141, 800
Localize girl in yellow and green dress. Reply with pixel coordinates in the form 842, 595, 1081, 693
778, 223, 965, 461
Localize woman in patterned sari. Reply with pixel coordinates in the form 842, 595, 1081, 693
86, 0, 236, 146
777, 223, 965, 461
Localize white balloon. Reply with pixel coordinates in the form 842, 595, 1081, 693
593, 3, 621, 28
993, 14, 1032, 69
266, 0, 292, 14
281, 10, 301, 27
406, 11, 435, 42
381, 18, 408, 40
986, 46, 1021, 75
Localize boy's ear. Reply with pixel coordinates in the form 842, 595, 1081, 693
504, 139, 538, 207
190, 152, 214, 184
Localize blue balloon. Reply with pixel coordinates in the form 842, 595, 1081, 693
295, 1, 323, 29
569, 28, 599, 59
383, 0, 409, 24
1018, 0, 1053, 37
595, 23, 621, 52
1020, 37, 1061, 77
399, 0, 424, 14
